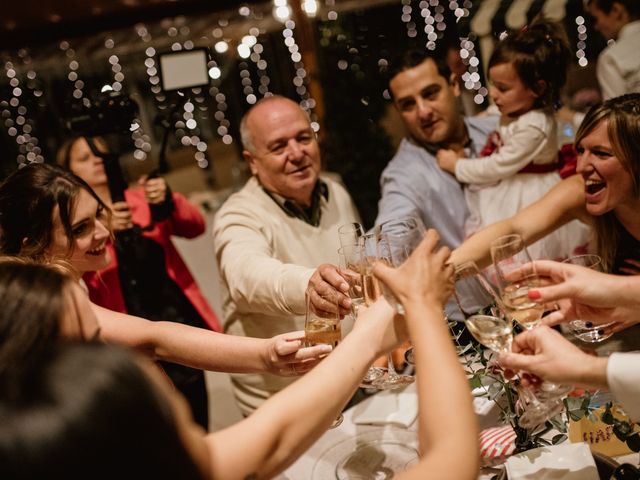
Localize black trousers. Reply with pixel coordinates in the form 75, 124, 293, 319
160, 362, 209, 430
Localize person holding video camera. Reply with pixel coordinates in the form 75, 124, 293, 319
57, 135, 219, 429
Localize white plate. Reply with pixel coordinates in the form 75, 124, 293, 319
311, 427, 419, 480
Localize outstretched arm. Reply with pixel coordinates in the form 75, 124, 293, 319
206, 298, 406, 479
375, 230, 479, 480
451, 175, 588, 269
93, 303, 330, 376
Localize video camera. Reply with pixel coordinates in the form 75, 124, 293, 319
65, 90, 138, 137
64, 90, 139, 203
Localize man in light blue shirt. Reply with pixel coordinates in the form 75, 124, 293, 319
378, 49, 497, 323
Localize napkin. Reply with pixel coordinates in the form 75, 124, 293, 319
505, 442, 599, 480
352, 388, 418, 428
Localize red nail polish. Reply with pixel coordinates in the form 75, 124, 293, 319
528, 290, 541, 300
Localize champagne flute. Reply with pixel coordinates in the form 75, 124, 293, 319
490, 234, 544, 330
377, 217, 424, 367
454, 263, 564, 429
338, 222, 365, 250
377, 219, 424, 314
362, 233, 414, 390
337, 244, 366, 315
562, 254, 615, 343
338, 243, 385, 384
304, 289, 343, 428
491, 236, 573, 400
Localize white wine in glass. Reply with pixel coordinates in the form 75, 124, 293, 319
501, 282, 545, 330
464, 314, 563, 429
360, 232, 414, 390
304, 290, 343, 428
491, 234, 544, 330
464, 314, 513, 353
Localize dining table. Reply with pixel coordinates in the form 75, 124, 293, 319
275, 382, 639, 479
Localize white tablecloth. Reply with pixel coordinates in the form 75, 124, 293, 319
276, 383, 638, 479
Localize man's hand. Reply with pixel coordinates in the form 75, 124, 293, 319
436, 148, 460, 174
139, 175, 168, 205
110, 201, 133, 232
307, 263, 352, 316
263, 331, 332, 377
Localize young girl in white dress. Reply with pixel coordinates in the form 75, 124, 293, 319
437, 19, 591, 261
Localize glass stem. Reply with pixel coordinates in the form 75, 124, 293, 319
387, 353, 398, 378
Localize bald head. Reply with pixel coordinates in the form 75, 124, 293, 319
240, 95, 311, 154
239, 95, 321, 207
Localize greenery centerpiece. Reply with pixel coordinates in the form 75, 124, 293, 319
451, 319, 640, 460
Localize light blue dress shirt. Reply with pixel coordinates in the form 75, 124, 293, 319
376, 116, 498, 321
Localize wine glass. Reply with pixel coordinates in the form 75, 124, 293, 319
338, 243, 385, 385
490, 234, 545, 330
304, 289, 344, 428
453, 263, 564, 429
491, 235, 573, 400
361, 233, 414, 390
561, 254, 615, 343
337, 244, 366, 315
376, 217, 424, 369
377, 218, 424, 314
338, 222, 365, 249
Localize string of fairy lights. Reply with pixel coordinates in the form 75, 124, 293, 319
575, 15, 589, 67
0, 0, 605, 169
2, 52, 44, 165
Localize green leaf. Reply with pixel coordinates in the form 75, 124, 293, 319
564, 396, 588, 421
549, 416, 567, 433
552, 434, 568, 444
469, 374, 483, 390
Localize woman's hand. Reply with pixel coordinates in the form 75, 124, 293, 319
518, 259, 640, 333
373, 229, 454, 310
139, 175, 168, 205
110, 201, 133, 232
498, 325, 607, 389
262, 331, 332, 377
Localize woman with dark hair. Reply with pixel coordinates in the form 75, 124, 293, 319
0, 342, 208, 480
56, 134, 221, 428
0, 258, 99, 390
452, 93, 640, 333
0, 163, 332, 400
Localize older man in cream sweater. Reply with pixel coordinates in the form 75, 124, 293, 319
213, 96, 361, 415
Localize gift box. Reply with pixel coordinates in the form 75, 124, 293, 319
568, 404, 638, 457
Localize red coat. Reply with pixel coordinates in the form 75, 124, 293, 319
83, 187, 222, 332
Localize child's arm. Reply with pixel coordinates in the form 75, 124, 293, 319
436, 148, 460, 174
455, 125, 548, 184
